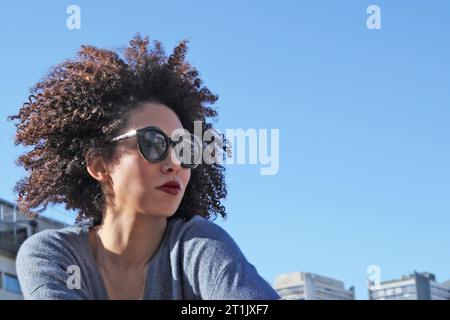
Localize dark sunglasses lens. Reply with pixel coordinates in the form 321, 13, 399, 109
141, 130, 167, 160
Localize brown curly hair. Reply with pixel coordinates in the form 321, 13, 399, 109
7, 34, 229, 226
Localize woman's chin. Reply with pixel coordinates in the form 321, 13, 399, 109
141, 208, 177, 219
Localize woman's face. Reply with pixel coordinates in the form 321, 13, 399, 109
100, 102, 191, 218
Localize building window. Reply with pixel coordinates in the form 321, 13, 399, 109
4, 273, 21, 294
16, 227, 28, 243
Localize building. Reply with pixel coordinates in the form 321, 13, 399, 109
0, 198, 65, 299
369, 271, 450, 300
274, 271, 355, 300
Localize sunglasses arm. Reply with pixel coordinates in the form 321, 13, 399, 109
109, 129, 137, 143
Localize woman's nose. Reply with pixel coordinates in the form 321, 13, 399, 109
161, 147, 182, 172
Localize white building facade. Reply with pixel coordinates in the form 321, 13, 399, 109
274, 271, 355, 300
369, 271, 450, 300
0, 198, 65, 299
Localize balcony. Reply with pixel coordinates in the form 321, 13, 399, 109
0, 220, 31, 257
0, 199, 38, 258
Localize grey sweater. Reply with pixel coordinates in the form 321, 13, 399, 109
16, 215, 280, 300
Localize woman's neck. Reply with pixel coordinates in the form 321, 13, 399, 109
93, 209, 167, 271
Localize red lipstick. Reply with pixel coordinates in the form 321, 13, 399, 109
156, 180, 181, 196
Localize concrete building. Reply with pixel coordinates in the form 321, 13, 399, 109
0, 198, 65, 299
369, 271, 450, 300
274, 271, 355, 300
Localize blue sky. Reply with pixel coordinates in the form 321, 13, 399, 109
1, 1, 449, 299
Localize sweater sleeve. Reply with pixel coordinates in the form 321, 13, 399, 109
180, 217, 280, 300
15, 230, 89, 300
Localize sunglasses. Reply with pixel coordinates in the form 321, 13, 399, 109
108, 126, 203, 169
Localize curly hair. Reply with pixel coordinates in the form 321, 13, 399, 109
7, 34, 229, 226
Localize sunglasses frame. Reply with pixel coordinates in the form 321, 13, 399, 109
108, 125, 201, 169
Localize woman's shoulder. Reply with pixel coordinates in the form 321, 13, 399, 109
167, 215, 245, 263
169, 215, 235, 243
21, 225, 85, 246
16, 226, 93, 300
17, 226, 87, 263
167, 216, 280, 300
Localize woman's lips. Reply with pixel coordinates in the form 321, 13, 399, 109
156, 186, 180, 196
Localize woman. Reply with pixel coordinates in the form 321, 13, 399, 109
10, 34, 280, 300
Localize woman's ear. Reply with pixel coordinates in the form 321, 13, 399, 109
86, 153, 110, 183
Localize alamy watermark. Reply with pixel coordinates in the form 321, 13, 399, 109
168, 121, 280, 176
66, 5, 81, 30
366, 264, 382, 290
367, 5, 382, 30
66, 265, 81, 289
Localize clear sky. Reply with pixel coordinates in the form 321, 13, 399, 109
1, 1, 449, 299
